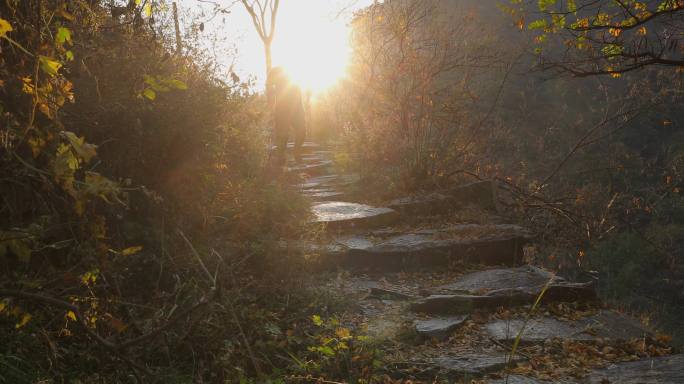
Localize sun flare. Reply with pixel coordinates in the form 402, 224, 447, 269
271, 6, 351, 94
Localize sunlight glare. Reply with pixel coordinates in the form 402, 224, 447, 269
272, 4, 351, 94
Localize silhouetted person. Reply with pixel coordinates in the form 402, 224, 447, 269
269, 67, 306, 165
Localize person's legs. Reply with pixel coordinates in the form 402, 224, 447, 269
293, 105, 306, 162
274, 110, 290, 166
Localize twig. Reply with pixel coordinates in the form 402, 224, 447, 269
117, 300, 209, 350
0, 289, 210, 377
489, 337, 532, 360
177, 229, 216, 287
0, 289, 151, 378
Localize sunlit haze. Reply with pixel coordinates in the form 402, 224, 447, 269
181, 0, 374, 94
272, 4, 352, 93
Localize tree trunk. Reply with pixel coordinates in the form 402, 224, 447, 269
172, 2, 182, 54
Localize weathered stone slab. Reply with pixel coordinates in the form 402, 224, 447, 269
485, 311, 653, 345
439, 266, 557, 294
437, 266, 596, 301
302, 189, 344, 201
432, 352, 521, 378
286, 141, 321, 151
369, 287, 415, 301
582, 310, 654, 340
299, 175, 340, 189
288, 160, 333, 176
585, 354, 684, 384
387, 180, 499, 216
311, 202, 398, 230
486, 375, 549, 384
325, 224, 531, 269
415, 316, 468, 340
298, 174, 360, 190
411, 266, 596, 313
486, 318, 596, 344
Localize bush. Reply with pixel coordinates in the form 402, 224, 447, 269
0, 1, 312, 381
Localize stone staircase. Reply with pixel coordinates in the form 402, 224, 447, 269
288, 142, 682, 383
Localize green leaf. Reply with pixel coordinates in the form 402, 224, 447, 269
56, 26, 72, 46
316, 345, 335, 357
166, 79, 188, 90
312, 314, 323, 326
601, 44, 624, 57
538, 0, 556, 11
84, 171, 120, 202
62, 131, 97, 163
65, 50, 74, 61
0, 235, 32, 263
528, 19, 547, 30
38, 56, 62, 77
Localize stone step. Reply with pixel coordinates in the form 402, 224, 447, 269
287, 159, 333, 176
311, 201, 398, 230
285, 141, 321, 152
320, 224, 531, 269
485, 310, 652, 345
414, 315, 468, 341
410, 266, 595, 314
429, 352, 522, 380
331, 270, 677, 384
297, 173, 360, 190
585, 354, 684, 384
486, 375, 550, 384
301, 188, 344, 201
387, 180, 499, 216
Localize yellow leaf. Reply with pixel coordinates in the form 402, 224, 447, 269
66, 310, 77, 321
142, 88, 156, 100
144, 4, 152, 17
0, 18, 12, 38
335, 327, 351, 338
0, 301, 6, 313
21, 77, 34, 95
38, 56, 62, 77
121, 245, 143, 256
16, 313, 32, 329
81, 269, 99, 286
